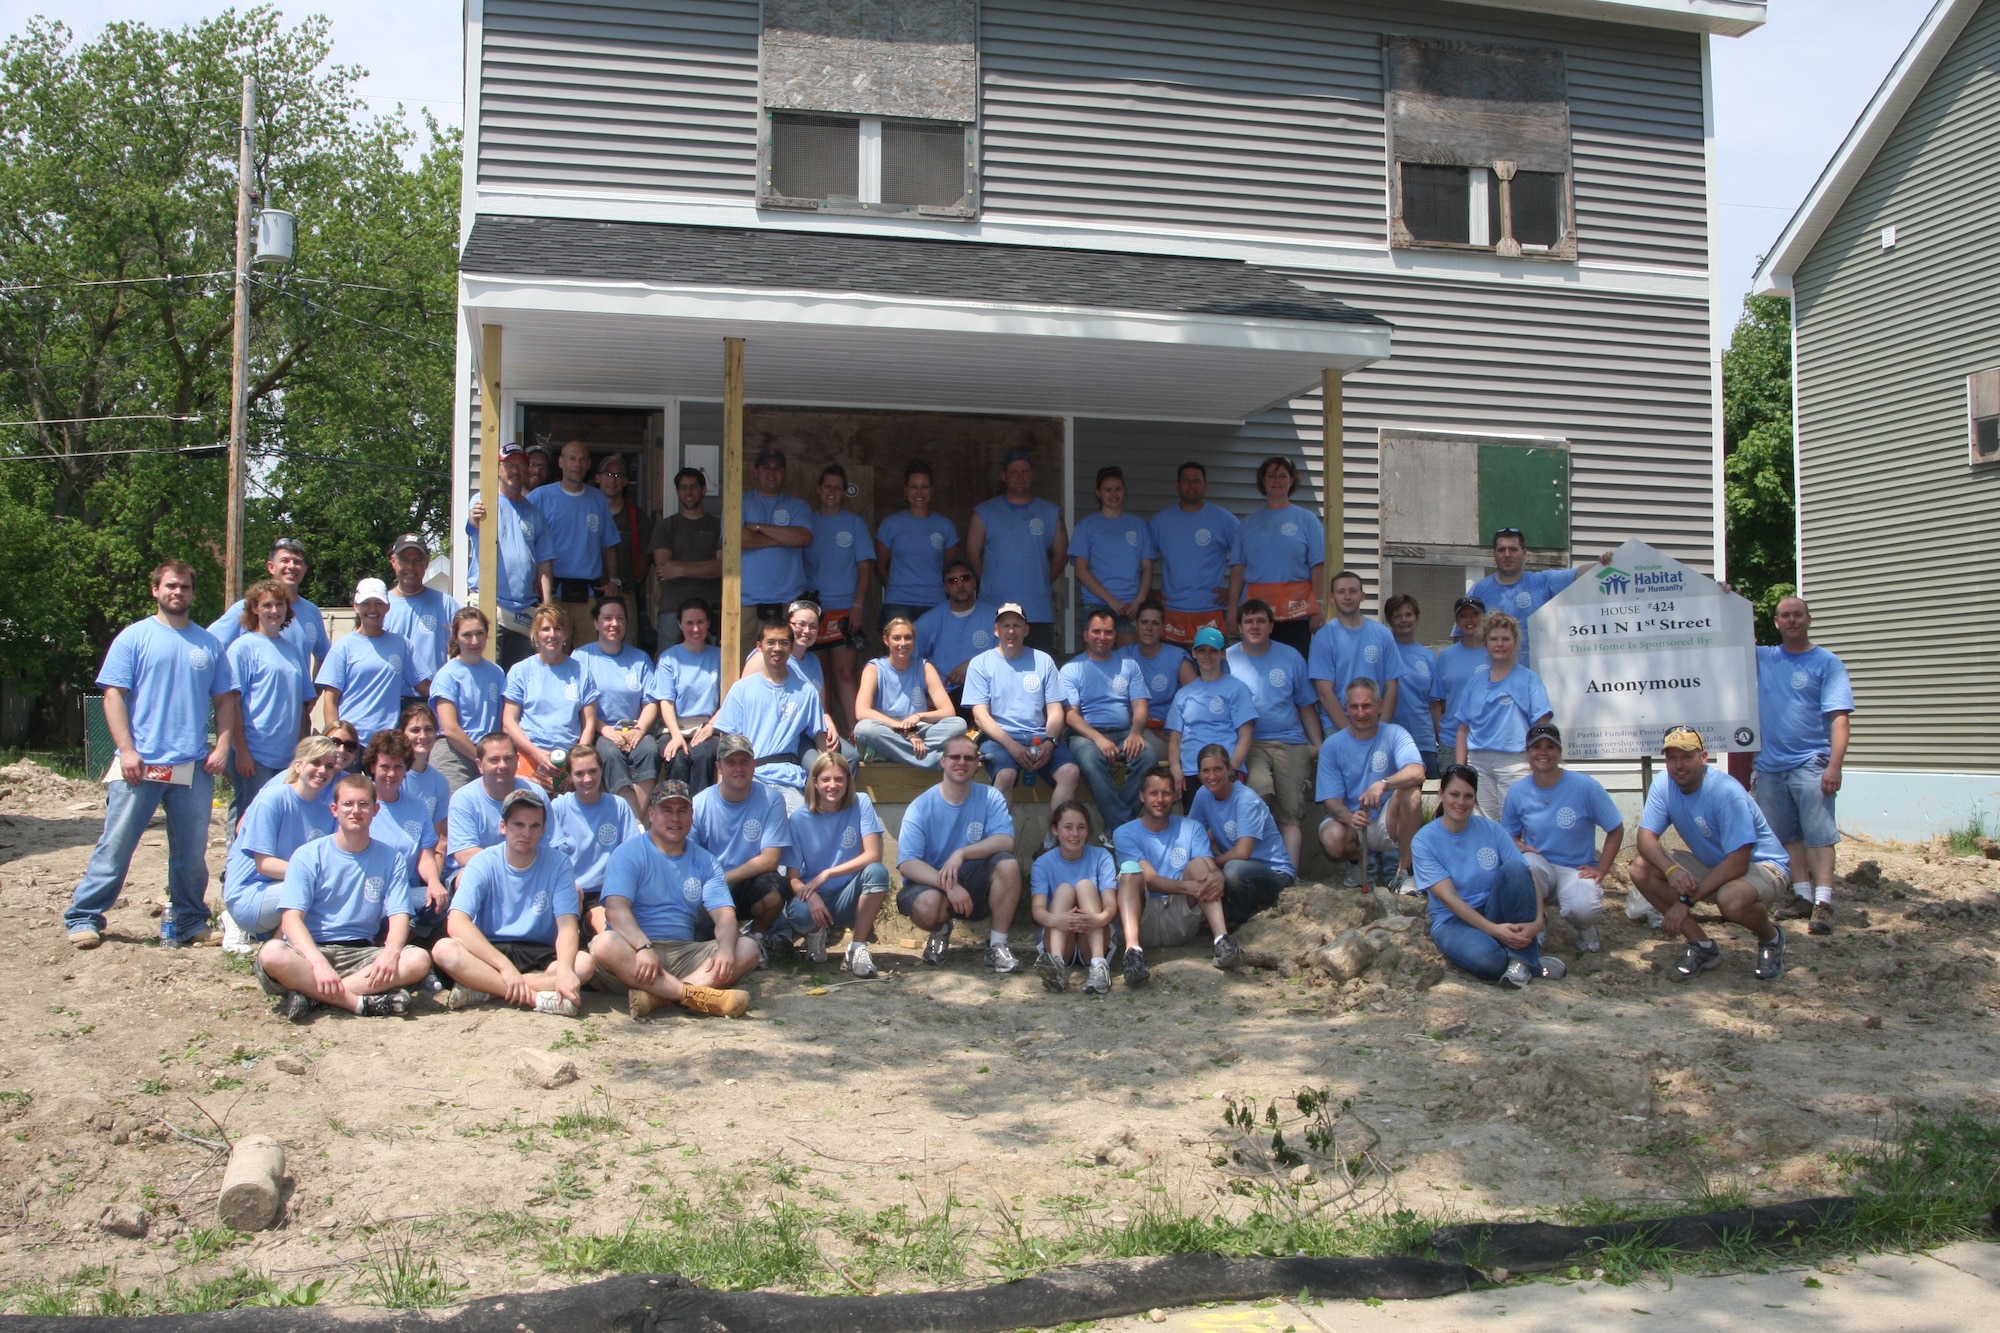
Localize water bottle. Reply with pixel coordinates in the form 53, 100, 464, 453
1021, 735, 1044, 788
159, 914, 177, 947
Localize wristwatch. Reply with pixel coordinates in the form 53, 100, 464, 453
1677, 893, 1694, 907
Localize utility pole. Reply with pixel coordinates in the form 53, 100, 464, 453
224, 75, 256, 605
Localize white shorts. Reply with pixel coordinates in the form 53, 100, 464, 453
1522, 852, 1605, 925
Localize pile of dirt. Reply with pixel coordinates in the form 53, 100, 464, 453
0, 758, 102, 809
1231, 883, 1445, 994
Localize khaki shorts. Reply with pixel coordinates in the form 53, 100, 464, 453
1246, 740, 1313, 826
1668, 851, 1788, 907
1131, 894, 1206, 950
593, 939, 718, 995
254, 940, 384, 996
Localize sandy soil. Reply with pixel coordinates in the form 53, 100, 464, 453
1, 757, 1996, 1309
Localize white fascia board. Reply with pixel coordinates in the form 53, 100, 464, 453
459, 276, 1394, 365
1752, 0, 1976, 297
1453, 0, 1766, 36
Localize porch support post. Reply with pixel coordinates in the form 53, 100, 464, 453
1322, 368, 1344, 610
720, 336, 746, 690
476, 323, 502, 621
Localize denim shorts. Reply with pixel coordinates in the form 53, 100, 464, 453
1752, 759, 1840, 847
980, 737, 1077, 776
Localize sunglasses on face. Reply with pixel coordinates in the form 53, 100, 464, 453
334, 740, 360, 751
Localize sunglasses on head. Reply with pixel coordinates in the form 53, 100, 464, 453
1440, 763, 1479, 789
1491, 527, 1524, 543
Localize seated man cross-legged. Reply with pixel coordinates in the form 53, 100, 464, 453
1113, 769, 1244, 985
432, 786, 593, 1016
894, 732, 1027, 974
1188, 744, 1295, 930
1315, 678, 1425, 892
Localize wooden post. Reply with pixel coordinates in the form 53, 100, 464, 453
1322, 368, 1344, 614
720, 337, 745, 690
476, 324, 502, 621
223, 75, 256, 606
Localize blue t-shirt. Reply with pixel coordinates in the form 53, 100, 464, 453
652, 643, 722, 718
1466, 567, 1581, 667
788, 794, 885, 893
1070, 512, 1154, 608
1164, 675, 1258, 772
465, 494, 553, 612
1315, 723, 1422, 822
1031, 844, 1119, 899
1448, 665, 1552, 754
445, 777, 549, 862
1392, 641, 1441, 753
1224, 641, 1315, 745
740, 648, 826, 696
504, 655, 599, 750
1150, 504, 1239, 612
550, 790, 641, 893
692, 780, 792, 869
316, 630, 423, 743
1755, 644, 1855, 772
1430, 643, 1490, 739
430, 657, 507, 745
871, 658, 934, 717
1112, 815, 1215, 899
875, 510, 958, 608
1060, 653, 1146, 732
974, 494, 1062, 622
401, 765, 451, 834
452, 846, 578, 945
603, 837, 732, 941
1307, 619, 1404, 729
897, 784, 1013, 867
741, 491, 810, 605
1188, 781, 1295, 877
1413, 815, 1523, 927
914, 602, 999, 680
805, 509, 873, 610
227, 631, 312, 769
99, 617, 236, 767
1640, 768, 1787, 869
712, 671, 822, 789
209, 596, 331, 673
529, 481, 619, 581
574, 642, 653, 727
278, 835, 412, 943
371, 789, 438, 885
224, 780, 336, 922
1121, 643, 1190, 717
1502, 769, 1623, 871
384, 588, 460, 683
965, 647, 1071, 741
1228, 505, 1324, 585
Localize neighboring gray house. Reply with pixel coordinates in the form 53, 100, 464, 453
453, 0, 1764, 659
1753, 0, 2000, 839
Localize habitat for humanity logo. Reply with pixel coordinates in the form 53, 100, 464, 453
1598, 564, 1685, 597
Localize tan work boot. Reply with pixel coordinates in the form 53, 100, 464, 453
677, 985, 749, 1018
628, 987, 663, 1019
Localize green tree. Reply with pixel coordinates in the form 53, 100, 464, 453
0, 8, 456, 720
1722, 293, 1796, 641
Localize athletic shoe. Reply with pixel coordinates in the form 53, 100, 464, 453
804, 927, 829, 964
1083, 960, 1112, 995
1342, 859, 1365, 889
219, 911, 252, 956
1390, 868, 1421, 896
1539, 957, 1567, 980
629, 988, 663, 1019
1370, 852, 1397, 889
1213, 935, 1247, 970
1625, 888, 1665, 929
845, 941, 878, 979
678, 985, 750, 1017
533, 991, 579, 1018
357, 989, 411, 1017
1122, 947, 1150, 988
1500, 959, 1532, 988
444, 985, 493, 1012
278, 991, 317, 1024
1754, 926, 1787, 982
749, 932, 770, 971
1674, 941, 1722, 980
67, 928, 102, 950
985, 942, 1025, 974
1809, 903, 1834, 936
1576, 925, 1602, 953
921, 922, 952, 966
1778, 894, 1815, 921
1035, 951, 1068, 993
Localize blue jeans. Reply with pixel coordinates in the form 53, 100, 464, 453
66, 772, 216, 939
1428, 860, 1542, 981
1221, 859, 1294, 931
782, 862, 890, 935
1068, 730, 1153, 827
1753, 758, 1840, 847
226, 754, 283, 831
854, 716, 968, 770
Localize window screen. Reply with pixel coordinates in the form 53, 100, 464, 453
1511, 171, 1564, 248
1972, 369, 2000, 466
770, 113, 859, 201
881, 119, 966, 208
1402, 164, 1471, 244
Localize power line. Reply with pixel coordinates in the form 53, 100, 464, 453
0, 271, 232, 295
0, 414, 203, 428
282, 274, 454, 298
249, 275, 453, 350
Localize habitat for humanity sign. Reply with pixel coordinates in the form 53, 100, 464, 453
1529, 539, 1759, 760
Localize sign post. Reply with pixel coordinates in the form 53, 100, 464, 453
1530, 539, 1759, 763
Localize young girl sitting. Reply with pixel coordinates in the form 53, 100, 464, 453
1029, 802, 1118, 995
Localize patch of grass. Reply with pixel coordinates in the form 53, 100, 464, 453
174, 1224, 246, 1264
542, 1196, 821, 1291
352, 1237, 463, 1308
526, 1161, 594, 1206
549, 1027, 602, 1052
209, 1076, 245, 1092
1945, 812, 1991, 857
1838, 1111, 2000, 1249
136, 1078, 168, 1096
550, 1098, 623, 1140
0, 1267, 319, 1316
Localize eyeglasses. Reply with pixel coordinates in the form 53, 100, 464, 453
945, 575, 975, 585
333, 740, 360, 752
941, 752, 980, 763
1491, 527, 1524, 542
272, 538, 306, 556
597, 470, 626, 480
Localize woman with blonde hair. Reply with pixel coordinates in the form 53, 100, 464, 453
852, 616, 966, 769
781, 750, 889, 977
219, 736, 343, 953
1448, 612, 1553, 819
503, 603, 601, 789
224, 577, 313, 827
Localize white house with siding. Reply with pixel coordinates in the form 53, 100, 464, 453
1752, 0, 2000, 839
453, 0, 1764, 688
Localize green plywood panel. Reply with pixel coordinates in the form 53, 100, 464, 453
1478, 445, 1569, 549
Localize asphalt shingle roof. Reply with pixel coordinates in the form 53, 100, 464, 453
460, 215, 1388, 328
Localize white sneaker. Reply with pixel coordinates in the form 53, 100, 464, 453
1083, 959, 1112, 995
219, 911, 252, 956
845, 941, 878, 979
804, 928, 829, 964
1390, 868, 1421, 896
1501, 959, 1533, 988
1538, 957, 1568, 980
533, 990, 579, 1018
1576, 925, 1602, 953
1625, 887, 1664, 928
750, 932, 770, 971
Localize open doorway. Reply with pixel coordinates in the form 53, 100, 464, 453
521, 404, 666, 644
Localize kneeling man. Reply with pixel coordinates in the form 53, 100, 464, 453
432, 786, 593, 1016
590, 781, 756, 1017
1315, 678, 1424, 891
1114, 768, 1242, 985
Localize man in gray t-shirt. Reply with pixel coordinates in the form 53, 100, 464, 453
646, 468, 722, 646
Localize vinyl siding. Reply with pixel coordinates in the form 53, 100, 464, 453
1790, 0, 2000, 771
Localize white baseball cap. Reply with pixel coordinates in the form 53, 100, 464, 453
352, 577, 391, 606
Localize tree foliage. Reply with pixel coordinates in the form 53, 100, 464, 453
1721, 293, 1796, 642
0, 7, 456, 710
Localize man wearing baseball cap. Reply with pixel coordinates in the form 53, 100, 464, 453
466, 438, 556, 667
964, 602, 1080, 809
592, 781, 755, 1017
1630, 727, 1791, 982
208, 536, 334, 674
383, 533, 460, 682
741, 445, 813, 617
1499, 722, 1623, 954
966, 450, 1066, 654
690, 732, 793, 959
1429, 596, 1489, 756
315, 578, 426, 745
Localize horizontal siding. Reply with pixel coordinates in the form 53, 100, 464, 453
478, 0, 761, 196
1791, 0, 2000, 772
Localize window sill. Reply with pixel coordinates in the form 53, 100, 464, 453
1390, 235, 1578, 262
759, 194, 976, 221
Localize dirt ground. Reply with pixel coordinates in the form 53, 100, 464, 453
1, 756, 1997, 1311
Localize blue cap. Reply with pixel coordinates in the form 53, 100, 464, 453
1192, 625, 1226, 650
1002, 448, 1034, 467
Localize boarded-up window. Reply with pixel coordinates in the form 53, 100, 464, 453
1972, 369, 2000, 467
1385, 35, 1574, 259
